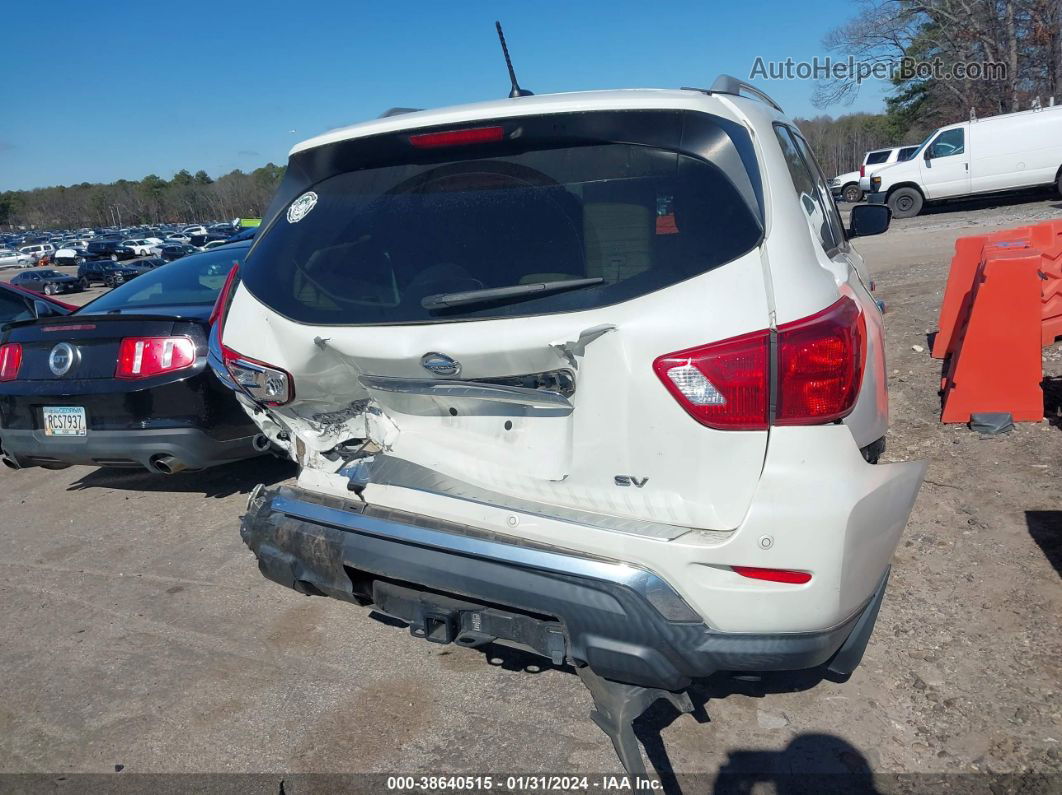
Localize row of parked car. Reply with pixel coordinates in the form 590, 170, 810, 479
830, 101, 1062, 216
0, 222, 250, 271
0, 78, 928, 774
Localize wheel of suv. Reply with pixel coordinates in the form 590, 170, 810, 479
79, 276, 90, 289
842, 183, 862, 203
888, 187, 923, 219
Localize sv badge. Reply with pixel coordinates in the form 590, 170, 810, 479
614, 475, 649, 488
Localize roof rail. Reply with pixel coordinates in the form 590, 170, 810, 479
707, 74, 784, 113
378, 107, 422, 118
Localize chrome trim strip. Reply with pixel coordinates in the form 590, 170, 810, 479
358, 374, 572, 409
271, 493, 700, 621
339, 454, 716, 542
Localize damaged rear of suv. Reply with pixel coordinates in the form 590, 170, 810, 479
212, 77, 926, 774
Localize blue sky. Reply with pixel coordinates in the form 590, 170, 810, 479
0, 0, 890, 192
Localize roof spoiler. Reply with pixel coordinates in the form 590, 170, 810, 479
686, 75, 784, 113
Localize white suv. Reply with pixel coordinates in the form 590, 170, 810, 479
210, 76, 926, 774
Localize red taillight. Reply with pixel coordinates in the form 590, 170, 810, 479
653, 296, 865, 430
115, 337, 196, 379
0, 343, 22, 382
732, 565, 812, 584
222, 345, 293, 406
776, 297, 865, 425
859, 164, 865, 177
409, 126, 505, 149
209, 262, 240, 329
652, 330, 770, 430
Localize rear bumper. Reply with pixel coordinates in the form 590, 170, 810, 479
0, 426, 261, 472
241, 485, 890, 691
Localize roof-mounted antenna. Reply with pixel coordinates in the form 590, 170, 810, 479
495, 21, 533, 98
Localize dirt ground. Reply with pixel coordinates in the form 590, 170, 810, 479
0, 190, 1060, 793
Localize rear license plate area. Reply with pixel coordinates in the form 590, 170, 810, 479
43, 406, 87, 437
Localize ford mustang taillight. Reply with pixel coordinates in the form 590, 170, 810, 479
0, 343, 23, 382
653, 296, 866, 430
116, 337, 196, 379
221, 346, 293, 406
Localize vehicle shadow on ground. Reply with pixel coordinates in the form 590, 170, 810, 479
64, 454, 295, 498
917, 187, 1058, 217
708, 733, 878, 794
634, 668, 868, 793
1025, 511, 1062, 578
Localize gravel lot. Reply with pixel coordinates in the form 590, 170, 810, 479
1, 191, 1061, 792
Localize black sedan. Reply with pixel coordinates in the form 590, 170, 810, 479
8, 269, 82, 296
158, 243, 198, 262
0, 241, 265, 474
130, 256, 168, 274
84, 239, 137, 262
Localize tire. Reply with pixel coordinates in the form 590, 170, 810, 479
43, 283, 56, 296
888, 187, 923, 219
75, 256, 84, 266
842, 183, 863, 203
113, 275, 124, 285
110, 253, 118, 262
79, 276, 90, 289
1057, 170, 1062, 198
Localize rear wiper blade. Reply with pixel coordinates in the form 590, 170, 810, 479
421, 277, 604, 310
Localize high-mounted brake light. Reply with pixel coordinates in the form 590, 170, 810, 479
653, 296, 865, 429
222, 345, 293, 406
115, 337, 196, 379
409, 126, 505, 149
732, 565, 812, 584
0, 343, 23, 382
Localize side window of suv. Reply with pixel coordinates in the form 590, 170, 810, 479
774, 125, 846, 254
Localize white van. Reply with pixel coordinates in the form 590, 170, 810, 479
867, 104, 1062, 217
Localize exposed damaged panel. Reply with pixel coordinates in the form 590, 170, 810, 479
329, 454, 723, 541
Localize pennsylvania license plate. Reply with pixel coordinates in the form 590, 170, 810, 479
43, 406, 87, 437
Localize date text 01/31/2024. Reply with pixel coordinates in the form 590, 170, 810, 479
385, 776, 662, 791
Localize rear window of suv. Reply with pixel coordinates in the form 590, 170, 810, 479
244, 135, 763, 325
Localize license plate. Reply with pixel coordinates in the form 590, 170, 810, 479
43, 406, 87, 437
